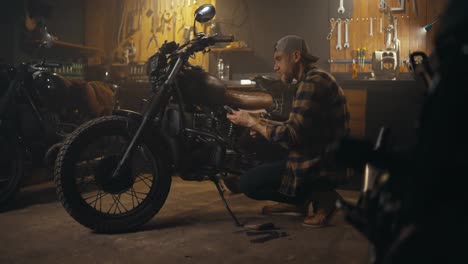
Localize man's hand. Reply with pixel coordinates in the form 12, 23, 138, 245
249, 129, 258, 138
226, 109, 258, 128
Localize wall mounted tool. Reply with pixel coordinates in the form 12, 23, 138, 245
344, 19, 350, 49
338, 0, 345, 14
336, 19, 342, 50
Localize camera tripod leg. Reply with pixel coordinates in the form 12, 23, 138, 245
210, 177, 243, 227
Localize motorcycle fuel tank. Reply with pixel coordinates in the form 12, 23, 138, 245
31, 71, 73, 112
176, 67, 226, 106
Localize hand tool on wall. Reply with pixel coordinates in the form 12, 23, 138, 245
352, 59, 358, 79
379, 0, 387, 12
338, 0, 345, 14
362, 47, 367, 69
393, 16, 400, 52
326, 18, 338, 41
172, 10, 177, 41
370, 17, 374, 37
380, 17, 383, 34
147, 0, 159, 50
344, 19, 350, 49
357, 48, 361, 69
336, 19, 342, 50
386, 25, 394, 49
391, 0, 405, 13
412, 0, 419, 16
328, 59, 371, 64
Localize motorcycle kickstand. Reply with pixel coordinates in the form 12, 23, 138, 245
209, 175, 243, 227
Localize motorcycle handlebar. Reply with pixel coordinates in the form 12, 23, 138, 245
40, 62, 62, 68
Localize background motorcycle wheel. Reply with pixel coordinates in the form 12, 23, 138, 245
0, 141, 24, 211
54, 116, 171, 233
222, 173, 241, 194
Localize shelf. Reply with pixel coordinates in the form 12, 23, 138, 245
210, 47, 253, 53
34, 40, 101, 56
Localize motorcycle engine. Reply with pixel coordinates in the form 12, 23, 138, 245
176, 106, 229, 180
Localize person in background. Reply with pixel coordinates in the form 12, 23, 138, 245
227, 35, 350, 227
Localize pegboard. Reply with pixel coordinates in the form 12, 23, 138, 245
86, 0, 216, 69
328, 0, 448, 73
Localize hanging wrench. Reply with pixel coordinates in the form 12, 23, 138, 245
379, 17, 383, 34
338, 0, 345, 14
393, 17, 398, 42
370, 18, 374, 37
412, 0, 419, 16
386, 25, 394, 49
336, 19, 342, 50
344, 19, 350, 49
379, 0, 387, 12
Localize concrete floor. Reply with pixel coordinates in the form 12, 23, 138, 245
0, 177, 370, 264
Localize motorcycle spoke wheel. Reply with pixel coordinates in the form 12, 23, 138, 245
55, 116, 171, 233
72, 135, 157, 216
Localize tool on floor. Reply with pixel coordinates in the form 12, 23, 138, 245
336, 19, 342, 50
338, 0, 345, 14
344, 19, 350, 49
247, 230, 289, 243
210, 174, 277, 230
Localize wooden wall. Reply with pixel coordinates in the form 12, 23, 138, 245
329, 0, 448, 73
85, 0, 215, 69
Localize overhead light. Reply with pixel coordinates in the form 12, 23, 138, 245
423, 20, 438, 32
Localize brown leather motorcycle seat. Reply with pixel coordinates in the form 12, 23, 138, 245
224, 89, 273, 110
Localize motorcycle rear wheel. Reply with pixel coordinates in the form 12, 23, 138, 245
54, 116, 171, 233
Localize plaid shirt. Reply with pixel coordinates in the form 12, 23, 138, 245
259, 65, 350, 197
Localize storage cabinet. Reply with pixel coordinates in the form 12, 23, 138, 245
343, 88, 367, 138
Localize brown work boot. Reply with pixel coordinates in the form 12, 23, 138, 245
261, 202, 306, 216
303, 208, 336, 228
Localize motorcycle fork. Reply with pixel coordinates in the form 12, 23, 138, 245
111, 58, 185, 180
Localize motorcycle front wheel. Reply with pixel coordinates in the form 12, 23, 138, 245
54, 115, 171, 233
0, 139, 24, 211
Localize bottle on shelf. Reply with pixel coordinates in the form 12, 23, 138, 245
217, 58, 224, 80
224, 63, 230, 80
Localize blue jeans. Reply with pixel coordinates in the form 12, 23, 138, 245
239, 160, 337, 210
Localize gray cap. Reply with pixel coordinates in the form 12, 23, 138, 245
274, 35, 319, 63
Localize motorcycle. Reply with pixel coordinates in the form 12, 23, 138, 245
54, 4, 285, 233
335, 33, 467, 263
0, 26, 115, 210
